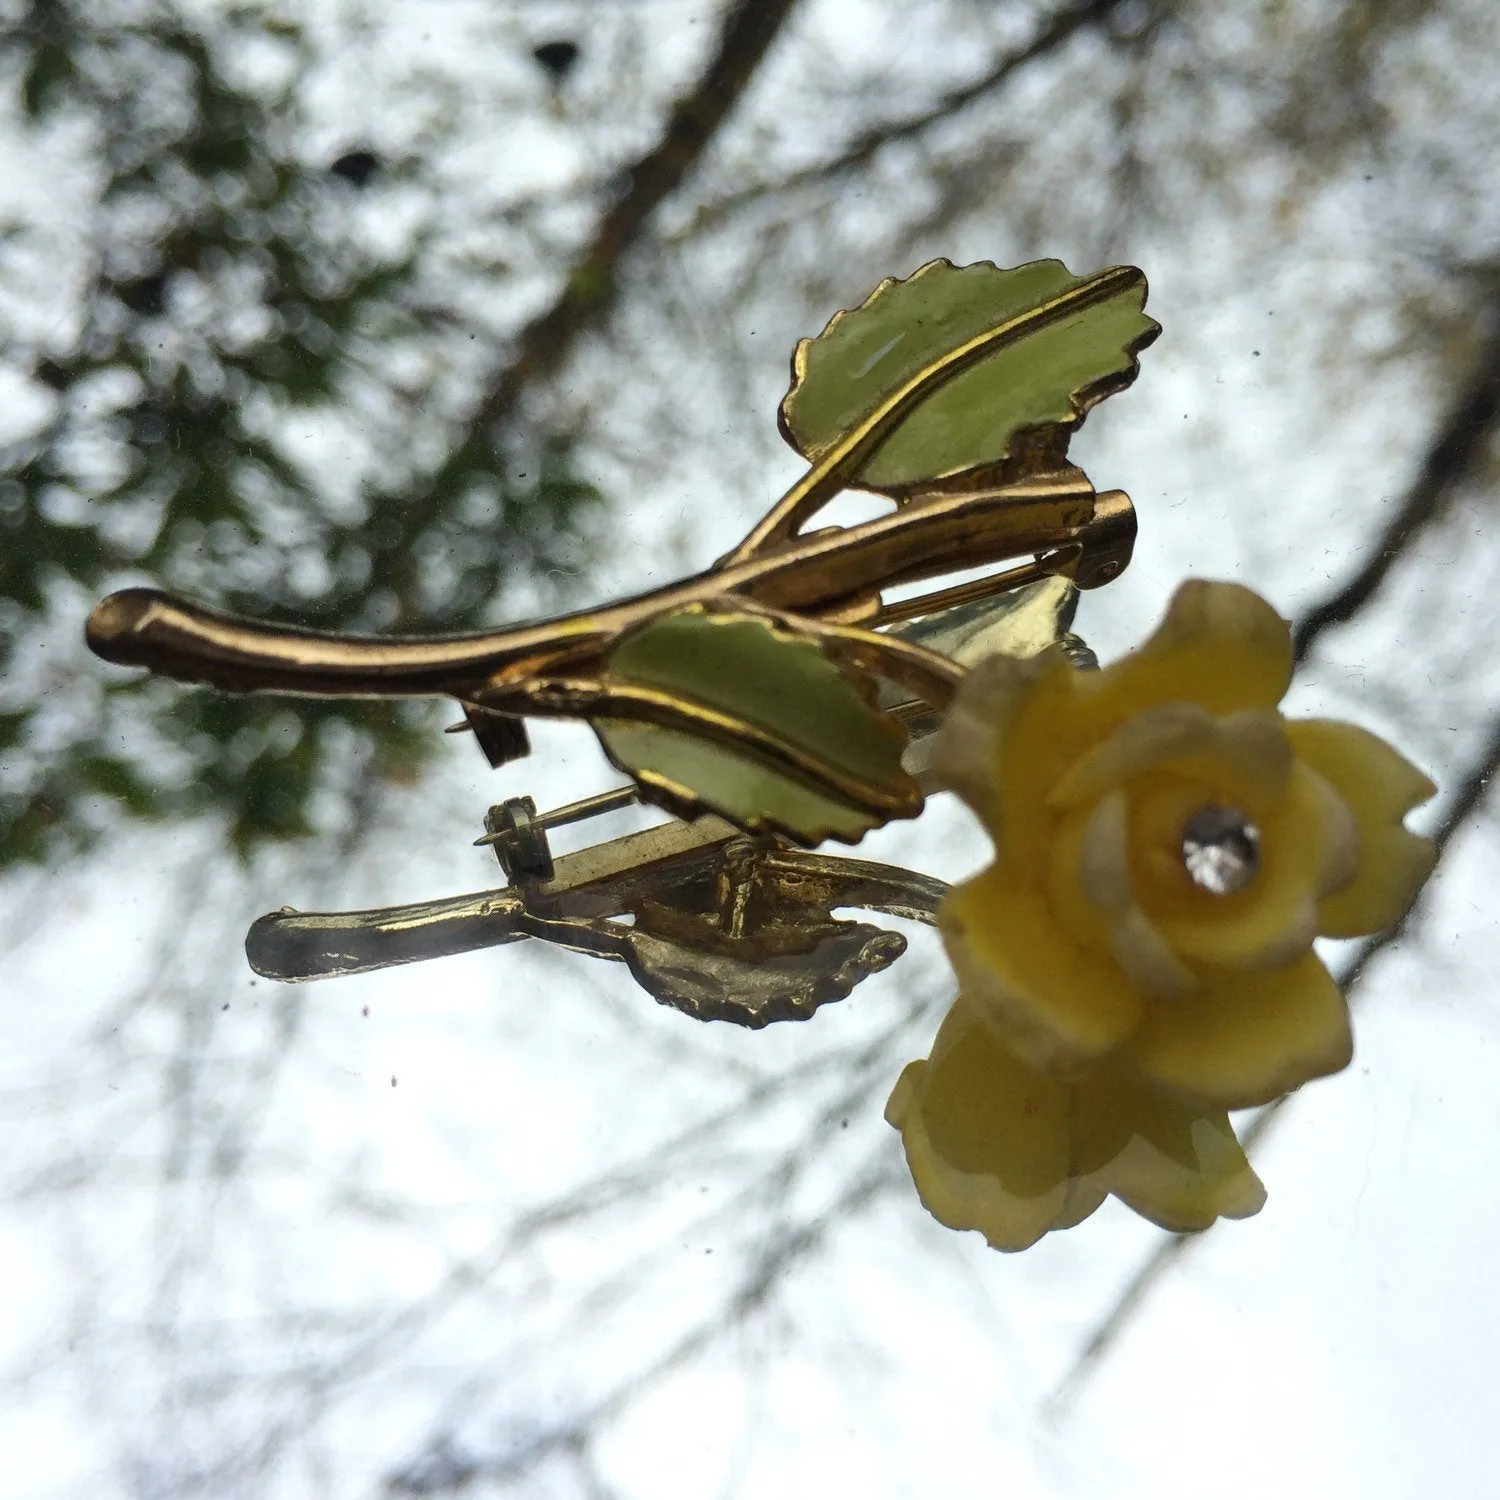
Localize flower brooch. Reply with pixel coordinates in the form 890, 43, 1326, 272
85, 259, 1435, 1248
890, 579, 1434, 1248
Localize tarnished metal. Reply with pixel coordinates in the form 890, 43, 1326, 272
248, 806, 948, 1028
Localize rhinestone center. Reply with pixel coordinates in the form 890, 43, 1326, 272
1181, 804, 1260, 895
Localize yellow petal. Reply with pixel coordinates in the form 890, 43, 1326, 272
1089, 1119, 1267, 1231
1306, 766, 1362, 898
988, 584, 1290, 864
1128, 952, 1352, 1108
930, 583, 1297, 886
1076, 788, 1135, 915
1047, 701, 1220, 810
1066, 789, 1197, 1000
889, 1004, 1266, 1248
932, 646, 1087, 861
1068, 1063, 1266, 1230
1288, 719, 1437, 938
1158, 708, 1295, 808
1048, 704, 1291, 812
886, 1000, 1071, 1251
1053, 1178, 1112, 1231
1113, 906, 1199, 1001
941, 868, 1141, 1073
928, 648, 1060, 826
1077, 580, 1293, 728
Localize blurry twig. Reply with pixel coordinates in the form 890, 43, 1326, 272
1293, 299, 1500, 664
108, 982, 941, 1498
370, 0, 798, 620
475, 0, 798, 433
666, 0, 1151, 239
386, 1160, 900, 1495
1047, 708, 1500, 1412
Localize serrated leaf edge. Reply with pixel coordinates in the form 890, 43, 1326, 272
777, 257, 1162, 487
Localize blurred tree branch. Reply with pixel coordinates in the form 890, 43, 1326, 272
477, 0, 800, 433
1294, 292, 1500, 663
371, 0, 799, 620
668, 0, 1152, 237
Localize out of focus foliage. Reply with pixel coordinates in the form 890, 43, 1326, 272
0, 3, 601, 863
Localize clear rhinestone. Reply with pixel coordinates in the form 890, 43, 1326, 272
1181, 804, 1260, 895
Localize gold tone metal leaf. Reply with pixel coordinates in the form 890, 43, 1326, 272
620, 910, 906, 1028
880, 575, 1082, 782
779, 258, 1159, 494
595, 607, 919, 845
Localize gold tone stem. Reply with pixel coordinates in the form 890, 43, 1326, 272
871, 553, 1072, 626
246, 889, 530, 980
86, 475, 1103, 700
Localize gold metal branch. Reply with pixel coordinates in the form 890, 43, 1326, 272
81, 254, 1159, 1006
86, 474, 1126, 703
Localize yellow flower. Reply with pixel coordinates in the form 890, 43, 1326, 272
886, 996, 1265, 1251
931, 579, 1436, 1110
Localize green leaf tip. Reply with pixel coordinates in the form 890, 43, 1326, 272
595, 608, 920, 846
779, 258, 1161, 493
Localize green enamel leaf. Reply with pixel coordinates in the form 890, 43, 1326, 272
779, 258, 1160, 493
594, 609, 917, 845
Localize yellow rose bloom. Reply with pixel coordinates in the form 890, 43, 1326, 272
930, 579, 1436, 1111
886, 996, 1265, 1251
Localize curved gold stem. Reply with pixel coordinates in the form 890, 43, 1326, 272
86, 474, 1111, 701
